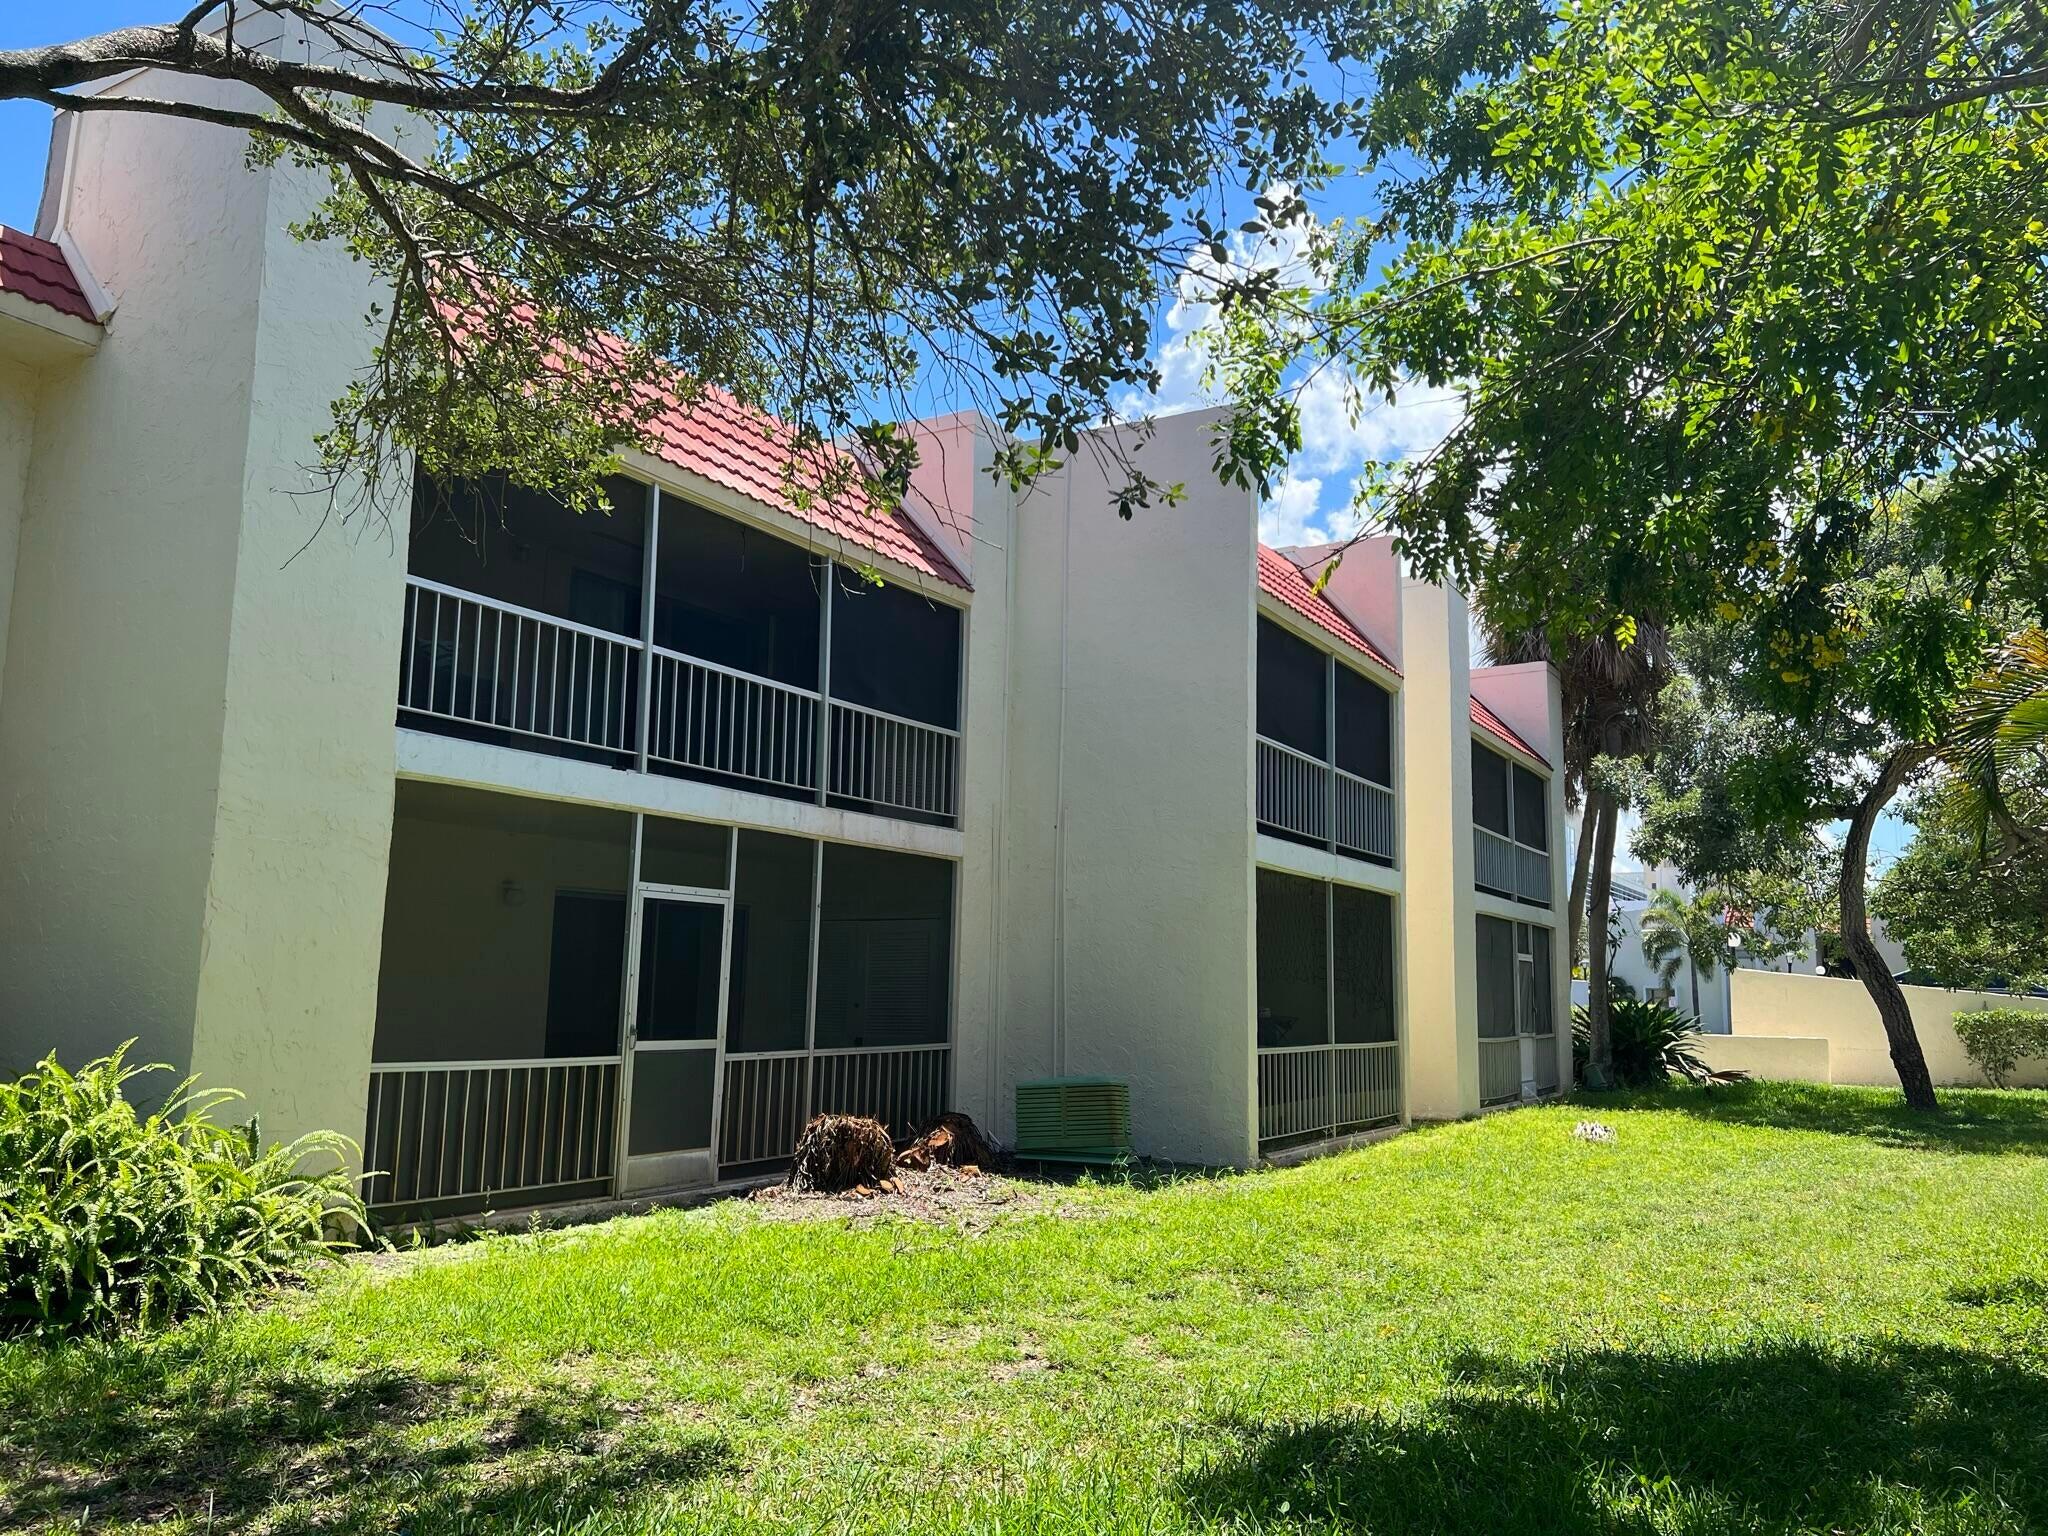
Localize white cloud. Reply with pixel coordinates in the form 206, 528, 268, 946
1257, 472, 1330, 548
1118, 186, 1469, 549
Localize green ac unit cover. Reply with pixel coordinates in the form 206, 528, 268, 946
1015, 1077, 1132, 1163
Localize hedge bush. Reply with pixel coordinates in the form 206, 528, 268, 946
1954, 1007, 2048, 1089
0, 1044, 363, 1337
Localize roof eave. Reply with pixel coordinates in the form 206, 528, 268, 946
614, 444, 974, 603
0, 290, 102, 364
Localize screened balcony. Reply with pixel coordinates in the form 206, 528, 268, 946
1471, 741, 1551, 904
1254, 617, 1396, 864
400, 473, 962, 825
1255, 868, 1400, 1149
1476, 914, 1559, 1105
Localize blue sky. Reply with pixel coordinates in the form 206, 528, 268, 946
0, 4, 166, 230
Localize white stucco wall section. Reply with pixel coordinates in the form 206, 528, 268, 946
0, 89, 266, 1085
184, 135, 410, 1150
0, 359, 36, 714
1002, 407, 1259, 1164
0, 53, 406, 1153
1399, 572, 1480, 1118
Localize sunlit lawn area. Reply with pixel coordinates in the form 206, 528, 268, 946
4, 1081, 2046, 1534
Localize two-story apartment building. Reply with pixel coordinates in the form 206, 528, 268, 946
0, 38, 1568, 1218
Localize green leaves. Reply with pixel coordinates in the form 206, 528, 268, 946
238, 0, 1377, 511
0, 1045, 363, 1338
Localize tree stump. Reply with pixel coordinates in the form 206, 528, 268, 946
785, 1114, 896, 1193
894, 1111, 999, 1173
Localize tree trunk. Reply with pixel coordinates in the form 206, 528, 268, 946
1583, 787, 1620, 1088
1689, 956, 1700, 1022
1568, 801, 1597, 972
1840, 745, 1939, 1111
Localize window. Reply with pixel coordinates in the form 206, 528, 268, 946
1256, 617, 1328, 758
815, 845, 953, 1048
1256, 869, 1331, 1047
1511, 764, 1548, 851
652, 497, 821, 690
1334, 665, 1393, 787
1519, 923, 1555, 1036
1476, 915, 1555, 1040
1476, 915, 1519, 1039
1333, 885, 1396, 1043
828, 567, 963, 730
410, 471, 647, 637
726, 830, 814, 1055
1471, 743, 1511, 837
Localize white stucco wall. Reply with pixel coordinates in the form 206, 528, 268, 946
1399, 572, 1480, 1117
183, 125, 408, 1151
1002, 407, 1259, 1164
0, 59, 404, 1154
0, 359, 35, 713
929, 417, 1013, 1138
0, 92, 265, 1085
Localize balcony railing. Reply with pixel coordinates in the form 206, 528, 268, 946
1256, 1041, 1400, 1148
829, 702, 960, 821
1475, 825, 1551, 904
1256, 737, 1396, 862
400, 578, 638, 755
1334, 769, 1396, 861
363, 1056, 619, 1210
649, 645, 819, 791
719, 1043, 949, 1169
1478, 1035, 1523, 1105
398, 577, 958, 823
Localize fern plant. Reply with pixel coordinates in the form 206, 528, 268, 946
0, 1044, 363, 1337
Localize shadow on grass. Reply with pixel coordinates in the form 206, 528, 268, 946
0, 1335, 727, 1531
1183, 1338, 2048, 1534
1589, 1079, 2048, 1156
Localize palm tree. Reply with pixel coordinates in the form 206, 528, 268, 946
1477, 606, 1671, 1088
1941, 627, 2048, 907
1639, 887, 1734, 1022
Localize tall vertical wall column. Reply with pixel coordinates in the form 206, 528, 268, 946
1398, 572, 1480, 1117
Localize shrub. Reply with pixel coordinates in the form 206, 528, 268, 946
0, 1044, 363, 1337
1954, 1007, 2048, 1089
1573, 997, 1721, 1088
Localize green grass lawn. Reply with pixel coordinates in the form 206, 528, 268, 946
5, 1082, 2048, 1534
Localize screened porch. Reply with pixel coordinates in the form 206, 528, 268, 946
364, 781, 955, 1217
1254, 868, 1401, 1150
1254, 617, 1397, 864
399, 472, 963, 825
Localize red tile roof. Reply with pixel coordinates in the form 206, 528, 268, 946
1256, 544, 1398, 674
639, 382, 968, 590
0, 227, 96, 325
446, 287, 968, 590
1471, 695, 1547, 767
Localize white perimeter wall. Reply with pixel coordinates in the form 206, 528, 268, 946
1703, 970, 2048, 1088
1002, 407, 1259, 1164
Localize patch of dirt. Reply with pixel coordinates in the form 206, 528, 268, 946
749, 1164, 1063, 1231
